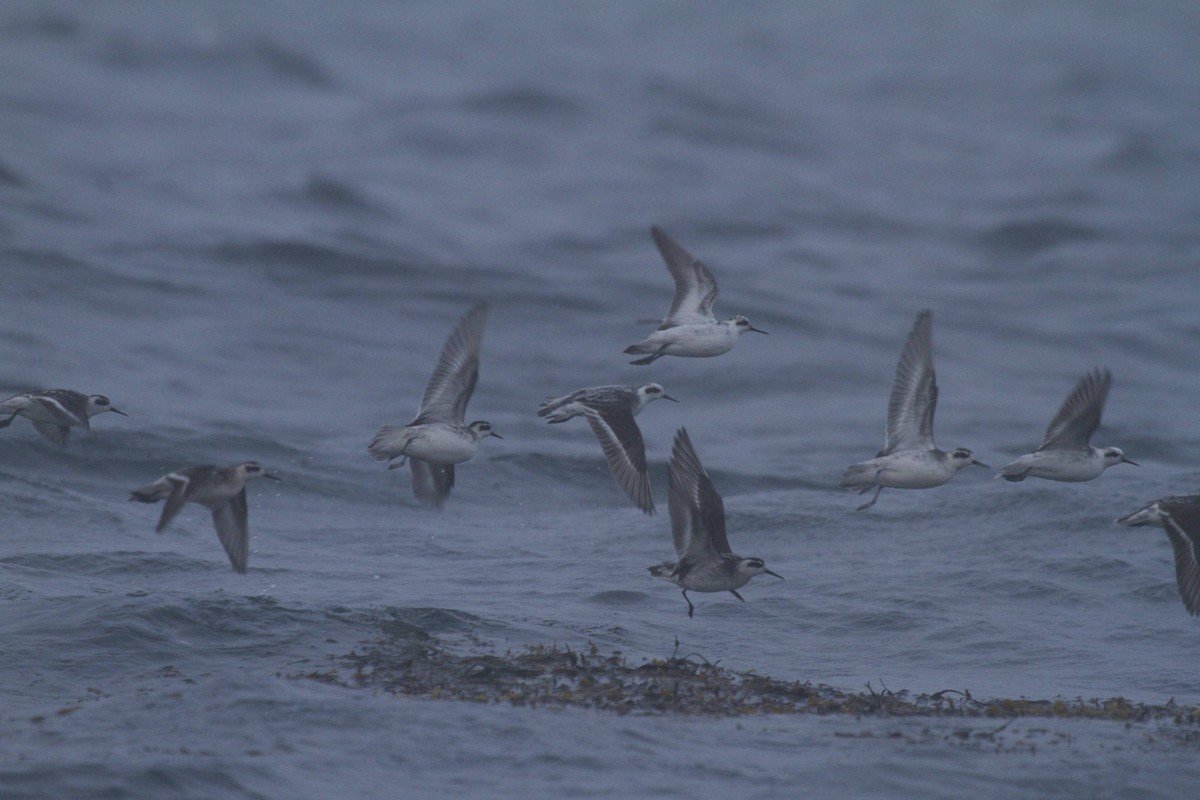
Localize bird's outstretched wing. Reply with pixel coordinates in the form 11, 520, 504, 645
409, 458, 455, 510
883, 310, 937, 454
31, 422, 71, 446
651, 227, 719, 328
667, 427, 729, 560
1037, 368, 1111, 451
1160, 498, 1200, 616
155, 469, 206, 532
584, 406, 654, 514
413, 303, 489, 425
210, 489, 250, 574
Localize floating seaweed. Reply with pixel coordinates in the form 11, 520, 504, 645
293, 624, 1200, 727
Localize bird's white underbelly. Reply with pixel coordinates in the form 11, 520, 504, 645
873, 456, 954, 489
1011, 452, 1105, 482
404, 427, 478, 464
649, 325, 736, 357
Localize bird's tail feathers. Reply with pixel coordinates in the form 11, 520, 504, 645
129, 482, 169, 503
838, 462, 877, 491
368, 425, 410, 462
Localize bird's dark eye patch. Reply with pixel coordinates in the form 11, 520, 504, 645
96, 398, 109, 405
952, 449, 971, 459
1105, 449, 1120, 458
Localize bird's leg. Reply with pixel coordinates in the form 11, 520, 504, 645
856, 468, 884, 494
682, 589, 694, 618
387, 443, 412, 470
630, 348, 667, 366
0, 413, 16, 429
729, 589, 745, 602
856, 484, 884, 511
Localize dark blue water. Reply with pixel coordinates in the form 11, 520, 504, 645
3, 2, 1200, 797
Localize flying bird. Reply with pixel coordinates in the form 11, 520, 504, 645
368, 303, 500, 509
130, 461, 279, 574
538, 383, 677, 513
0, 389, 126, 446
1116, 494, 1200, 616
840, 311, 986, 510
999, 368, 1136, 482
624, 226, 766, 365
648, 427, 781, 617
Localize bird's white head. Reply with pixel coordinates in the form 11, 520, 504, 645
736, 557, 783, 581
949, 448, 989, 470
87, 395, 128, 417
729, 315, 768, 336
237, 461, 281, 481
1101, 447, 1138, 469
468, 420, 503, 441
636, 383, 678, 408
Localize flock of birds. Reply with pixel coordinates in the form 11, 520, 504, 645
3, 226, 1198, 617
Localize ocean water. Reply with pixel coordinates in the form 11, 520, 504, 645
2, 2, 1200, 797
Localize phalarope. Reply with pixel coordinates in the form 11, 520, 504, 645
538, 383, 677, 514
624, 226, 766, 366
0, 389, 126, 446
368, 303, 500, 509
648, 427, 781, 617
1116, 494, 1200, 616
999, 368, 1136, 482
130, 461, 279, 574
840, 311, 986, 510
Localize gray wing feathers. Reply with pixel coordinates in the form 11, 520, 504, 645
36, 392, 90, 427
583, 407, 654, 514
651, 226, 719, 327
414, 303, 488, 425
210, 490, 250, 574
538, 385, 628, 417
1160, 500, 1200, 616
667, 474, 694, 561
576, 386, 633, 407
410, 458, 455, 510
1037, 368, 1111, 451
536, 392, 574, 417
884, 310, 937, 454
155, 475, 194, 533
667, 428, 728, 560
31, 422, 71, 446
